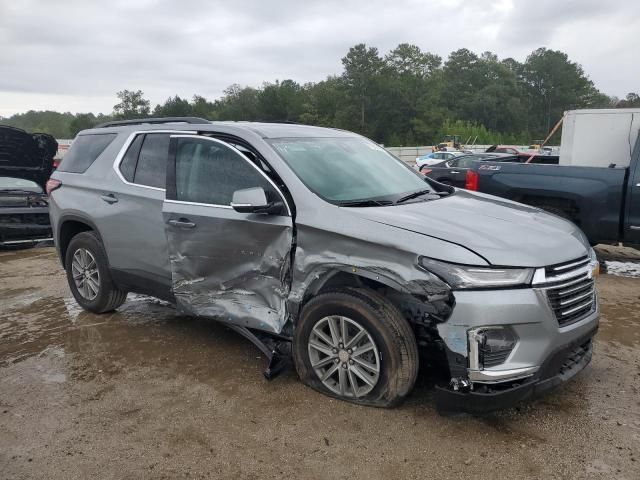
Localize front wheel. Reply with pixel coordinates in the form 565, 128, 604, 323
293, 288, 419, 407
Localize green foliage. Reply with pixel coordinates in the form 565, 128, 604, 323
616, 93, 640, 108
153, 95, 192, 117
113, 89, 151, 119
1, 45, 622, 145
1, 110, 76, 138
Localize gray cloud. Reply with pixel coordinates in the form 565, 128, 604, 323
0, 0, 638, 116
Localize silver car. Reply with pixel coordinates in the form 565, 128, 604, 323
48, 118, 599, 412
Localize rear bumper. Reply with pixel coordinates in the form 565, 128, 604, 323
0, 207, 51, 245
0, 223, 52, 245
435, 325, 596, 414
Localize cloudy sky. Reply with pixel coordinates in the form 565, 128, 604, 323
1, 0, 638, 117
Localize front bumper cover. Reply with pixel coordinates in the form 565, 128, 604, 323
435, 325, 597, 414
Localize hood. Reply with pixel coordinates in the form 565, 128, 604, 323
0, 126, 57, 189
352, 190, 589, 267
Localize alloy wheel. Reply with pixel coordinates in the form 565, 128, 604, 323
71, 248, 100, 300
307, 315, 381, 398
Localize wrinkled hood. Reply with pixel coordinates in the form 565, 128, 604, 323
352, 190, 589, 267
0, 126, 56, 189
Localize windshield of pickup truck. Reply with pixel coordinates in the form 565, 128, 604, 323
269, 137, 433, 205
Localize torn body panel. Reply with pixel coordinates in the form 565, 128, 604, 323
163, 201, 293, 333
287, 218, 462, 324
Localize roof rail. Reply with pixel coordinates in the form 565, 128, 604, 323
95, 117, 211, 128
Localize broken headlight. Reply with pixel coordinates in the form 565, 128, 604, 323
468, 326, 518, 370
419, 257, 534, 290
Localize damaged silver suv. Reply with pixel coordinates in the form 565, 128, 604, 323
48, 117, 599, 412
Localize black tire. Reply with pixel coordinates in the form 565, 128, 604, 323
293, 287, 419, 407
64, 231, 127, 313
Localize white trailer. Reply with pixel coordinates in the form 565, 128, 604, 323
559, 108, 640, 167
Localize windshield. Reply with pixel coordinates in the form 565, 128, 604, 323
0, 176, 42, 192
269, 137, 432, 204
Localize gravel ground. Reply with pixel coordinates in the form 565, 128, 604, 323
1, 247, 639, 480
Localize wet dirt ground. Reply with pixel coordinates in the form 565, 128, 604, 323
1, 247, 639, 479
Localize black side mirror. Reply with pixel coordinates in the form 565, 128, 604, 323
230, 187, 283, 215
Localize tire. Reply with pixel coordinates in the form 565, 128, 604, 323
64, 231, 127, 313
293, 287, 419, 407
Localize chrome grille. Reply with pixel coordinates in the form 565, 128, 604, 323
536, 256, 596, 327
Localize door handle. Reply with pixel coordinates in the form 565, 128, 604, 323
168, 218, 196, 229
450, 171, 460, 174
100, 193, 118, 204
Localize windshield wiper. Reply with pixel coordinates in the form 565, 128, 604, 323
395, 189, 435, 204
337, 199, 393, 207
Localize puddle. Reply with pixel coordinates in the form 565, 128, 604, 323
0, 290, 267, 386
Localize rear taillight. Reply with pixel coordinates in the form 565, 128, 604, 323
465, 170, 479, 191
420, 168, 432, 175
46, 178, 62, 195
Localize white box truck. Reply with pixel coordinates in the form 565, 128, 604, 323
560, 108, 640, 167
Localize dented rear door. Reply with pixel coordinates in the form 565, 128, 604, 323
162, 135, 293, 333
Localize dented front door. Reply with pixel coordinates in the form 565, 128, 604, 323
162, 135, 293, 333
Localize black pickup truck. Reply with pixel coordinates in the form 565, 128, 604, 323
465, 136, 640, 248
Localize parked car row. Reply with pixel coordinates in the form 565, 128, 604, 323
418, 152, 558, 187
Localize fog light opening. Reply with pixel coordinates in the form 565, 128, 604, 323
468, 326, 518, 371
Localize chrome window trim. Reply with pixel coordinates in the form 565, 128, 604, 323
169, 134, 292, 216
164, 198, 233, 210
112, 130, 197, 192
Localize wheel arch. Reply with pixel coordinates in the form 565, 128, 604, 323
286, 266, 413, 328
57, 214, 105, 268
304, 267, 410, 299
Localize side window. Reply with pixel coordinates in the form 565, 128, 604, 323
458, 158, 474, 168
58, 133, 117, 173
447, 158, 459, 167
119, 134, 144, 182
133, 133, 171, 188
174, 138, 276, 206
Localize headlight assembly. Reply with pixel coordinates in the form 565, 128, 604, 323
419, 257, 534, 290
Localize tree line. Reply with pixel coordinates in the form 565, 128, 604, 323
2, 44, 639, 144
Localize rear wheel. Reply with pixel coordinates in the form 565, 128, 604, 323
65, 232, 127, 313
293, 288, 419, 407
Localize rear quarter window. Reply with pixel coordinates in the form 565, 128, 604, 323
58, 133, 117, 173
